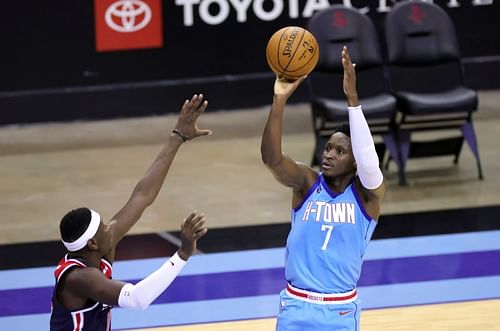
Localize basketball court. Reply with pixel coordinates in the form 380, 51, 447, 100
1, 92, 500, 330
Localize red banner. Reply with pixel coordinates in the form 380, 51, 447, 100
94, 0, 163, 52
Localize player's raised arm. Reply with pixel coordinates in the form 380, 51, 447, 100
261, 76, 314, 192
108, 94, 211, 253
342, 46, 386, 218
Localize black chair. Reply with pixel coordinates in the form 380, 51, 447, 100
384, 1, 483, 185
306, 5, 399, 168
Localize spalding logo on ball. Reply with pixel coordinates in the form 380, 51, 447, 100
266, 26, 319, 81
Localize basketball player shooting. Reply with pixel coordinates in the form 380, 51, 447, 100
50, 94, 210, 331
261, 46, 386, 330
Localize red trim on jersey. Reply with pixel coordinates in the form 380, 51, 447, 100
286, 284, 357, 302
72, 311, 83, 331
54, 256, 86, 282
54, 255, 113, 281
100, 259, 112, 279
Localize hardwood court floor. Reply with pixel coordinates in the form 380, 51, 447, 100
130, 299, 500, 331
1, 89, 500, 245
1, 91, 499, 330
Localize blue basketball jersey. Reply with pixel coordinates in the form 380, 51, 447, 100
50, 255, 113, 331
285, 174, 377, 294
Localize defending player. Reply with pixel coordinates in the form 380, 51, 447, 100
50, 94, 210, 330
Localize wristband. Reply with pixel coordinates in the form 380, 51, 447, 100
172, 129, 187, 142
347, 105, 362, 112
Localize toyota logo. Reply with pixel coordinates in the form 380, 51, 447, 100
105, 0, 152, 33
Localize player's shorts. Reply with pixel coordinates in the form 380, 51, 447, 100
276, 284, 361, 331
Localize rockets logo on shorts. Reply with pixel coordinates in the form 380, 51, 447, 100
280, 300, 286, 310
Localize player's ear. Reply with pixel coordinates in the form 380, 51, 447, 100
87, 238, 98, 251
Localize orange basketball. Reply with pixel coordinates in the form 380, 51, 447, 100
266, 26, 320, 81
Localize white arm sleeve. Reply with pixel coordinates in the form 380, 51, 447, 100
118, 252, 187, 309
348, 105, 384, 190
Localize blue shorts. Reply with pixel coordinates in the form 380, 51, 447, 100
276, 289, 361, 331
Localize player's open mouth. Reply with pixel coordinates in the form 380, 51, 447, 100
322, 162, 332, 170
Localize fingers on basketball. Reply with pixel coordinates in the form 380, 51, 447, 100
266, 26, 320, 81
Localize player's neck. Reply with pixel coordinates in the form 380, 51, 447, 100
324, 174, 354, 194
68, 251, 103, 268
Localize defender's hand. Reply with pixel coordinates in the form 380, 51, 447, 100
174, 94, 212, 141
178, 211, 208, 260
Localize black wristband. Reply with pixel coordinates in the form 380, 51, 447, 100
172, 129, 187, 142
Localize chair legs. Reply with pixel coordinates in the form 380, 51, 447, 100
313, 123, 483, 184
383, 131, 410, 186
383, 123, 484, 185
461, 122, 484, 180
453, 139, 464, 164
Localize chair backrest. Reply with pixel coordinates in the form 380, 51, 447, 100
384, 1, 465, 92
307, 5, 388, 99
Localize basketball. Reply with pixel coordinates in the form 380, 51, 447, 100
266, 26, 320, 81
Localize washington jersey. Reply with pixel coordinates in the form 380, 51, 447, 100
50, 255, 113, 331
285, 174, 377, 294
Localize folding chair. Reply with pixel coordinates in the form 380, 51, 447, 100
307, 5, 398, 169
384, 1, 483, 185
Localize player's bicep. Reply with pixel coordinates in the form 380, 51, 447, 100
359, 177, 386, 201
67, 268, 125, 306
354, 178, 386, 221
108, 197, 147, 245
266, 155, 312, 190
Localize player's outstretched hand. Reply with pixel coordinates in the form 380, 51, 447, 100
174, 94, 212, 141
178, 211, 208, 261
342, 46, 359, 107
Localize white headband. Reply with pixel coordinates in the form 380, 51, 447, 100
62, 209, 101, 252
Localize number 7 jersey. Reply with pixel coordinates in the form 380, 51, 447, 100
285, 174, 377, 294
